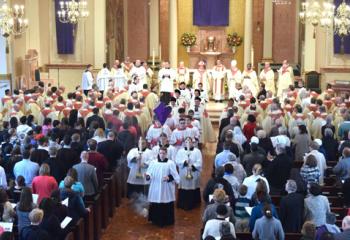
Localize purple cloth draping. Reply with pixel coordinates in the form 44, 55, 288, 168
193, 0, 229, 26
334, 0, 350, 54
154, 102, 172, 125
55, 0, 75, 54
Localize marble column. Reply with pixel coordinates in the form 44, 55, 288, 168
303, 22, 316, 72
244, 0, 253, 66
168, 0, 178, 68
0, 36, 6, 74
94, 0, 107, 67
149, 0, 159, 57
263, 0, 273, 61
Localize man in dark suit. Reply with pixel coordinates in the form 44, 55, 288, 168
86, 107, 105, 130
70, 133, 84, 156
30, 137, 49, 165
334, 216, 350, 240
218, 108, 234, 141
43, 146, 65, 183
279, 180, 304, 233
97, 131, 123, 170
56, 135, 80, 175
264, 145, 292, 194
242, 143, 265, 176
73, 151, 98, 197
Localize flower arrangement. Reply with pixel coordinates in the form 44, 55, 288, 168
180, 33, 197, 47
226, 32, 243, 47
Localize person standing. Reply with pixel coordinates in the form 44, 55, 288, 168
211, 59, 226, 102
96, 63, 111, 98
158, 61, 176, 104
175, 137, 202, 210
226, 60, 242, 99
259, 62, 275, 96
242, 63, 258, 97
277, 60, 294, 98
81, 64, 94, 96
146, 147, 179, 227
126, 138, 154, 198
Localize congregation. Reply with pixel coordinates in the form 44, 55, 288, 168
0, 57, 349, 240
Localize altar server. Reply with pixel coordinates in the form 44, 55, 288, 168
126, 138, 154, 197
146, 147, 180, 227
97, 63, 111, 97
158, 61, 176, 104
82, 64, 94, 96
175, 137, 202, 210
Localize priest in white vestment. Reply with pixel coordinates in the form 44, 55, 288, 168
211, 60, 226, 102
130, 60, 147, 89
158, 61, 176, 103
126, 138, 154, 197
111, 60, 127, 90
193, 61, 210, 94
242, 63, 259, 97
176, 61, 190, 86
226, 60, 242, 99
277, 60, 294, 98
175, 137, 202, 210
146, 147, 180, 227
96, 63, 111, 97
259, 62, 275, 96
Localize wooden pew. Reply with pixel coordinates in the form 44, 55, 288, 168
104, 172, 116, 217
85, 204, 95, 240
101, 183, 110, 229
236, 232, 302, 240
73, 218, 85, 240
64, 231, 75, 240
85, 194, 102, 240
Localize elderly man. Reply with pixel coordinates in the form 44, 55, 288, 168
333, 148, 350, 181
304, 140, 327, 185
279, 180, 304, 233
334, 216, 350, 240
219, 117, 239, 142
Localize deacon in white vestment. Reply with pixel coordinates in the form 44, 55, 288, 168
96, 63, 111, 97
277, 60, 294, 98
146, 147, 180, 226
176, 61, 190, 86
126, 139, 154, 197
242, 63, 259, 97
130, 60, 147, 89
81, 64, 94, 96
193, 61, 210, 94
175, 137, 202, 210
259, 62, 275, 96
111, 60, 127, 90
226, 60, 242, 99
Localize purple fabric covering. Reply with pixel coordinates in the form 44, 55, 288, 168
55, 0, 75, 54
334, 0, 350, 54
153, 102, 172, 125
193, 0, 229, 26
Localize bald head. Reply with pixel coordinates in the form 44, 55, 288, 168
342, 216, 350, 230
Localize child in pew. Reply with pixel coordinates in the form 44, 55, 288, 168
234, 185, 250, 232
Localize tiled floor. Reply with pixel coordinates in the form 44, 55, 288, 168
101, 128, 218, 240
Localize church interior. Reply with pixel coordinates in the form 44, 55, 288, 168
0, 0, 350, 239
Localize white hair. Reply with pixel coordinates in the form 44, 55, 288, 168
231, 60, 237, 67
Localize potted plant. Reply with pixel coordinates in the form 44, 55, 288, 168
180, 33, 197, 52
226, 32, 243, 54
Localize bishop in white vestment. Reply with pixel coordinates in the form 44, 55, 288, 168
242, 63, 259, 97
259, 62, 275, 96
277, 60, 294, 98
96, 63, 111, 97
226, 60, 242, 99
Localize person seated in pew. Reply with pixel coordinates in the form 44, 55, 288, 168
333, 147, 350, 181
333, 216, 350, 240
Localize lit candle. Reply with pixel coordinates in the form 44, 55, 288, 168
159, 44, 162, 61
152, 48, 155, 66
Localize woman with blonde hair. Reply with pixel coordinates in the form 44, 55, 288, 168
92, 128, 107, 143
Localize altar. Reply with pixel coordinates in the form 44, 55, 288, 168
187, 28, 235, 69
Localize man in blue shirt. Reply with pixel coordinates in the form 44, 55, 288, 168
13, 149, 39, 186
214, 141, 237, 168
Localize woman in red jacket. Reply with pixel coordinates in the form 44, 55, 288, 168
243, 114, 257, 142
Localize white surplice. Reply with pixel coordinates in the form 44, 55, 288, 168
146, 159, 180, 203
242, 70, 258, 97
175, 147, 202, 190
146, 124, 172, 146
226, 68, 242, 99
152, 145, 177, 162
127, 148, 154, 185
158, 68, 176, 93
111, 67, 127, 90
